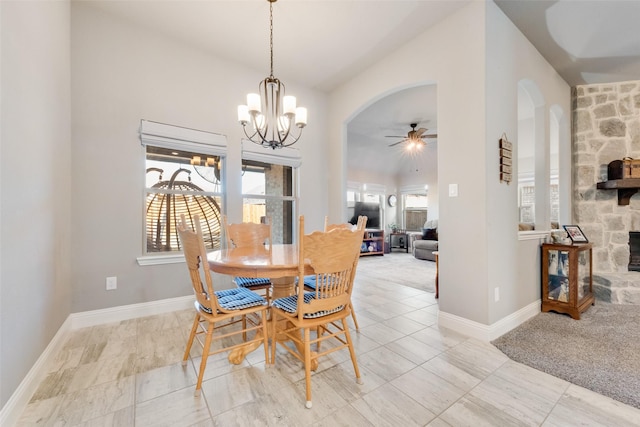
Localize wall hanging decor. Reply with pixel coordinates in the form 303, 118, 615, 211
499, 133, 513, 183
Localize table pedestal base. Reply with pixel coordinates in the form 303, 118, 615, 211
228, 276, 319, 370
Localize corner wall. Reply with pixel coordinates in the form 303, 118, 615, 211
70, 2, 329, 313
0, 0, 72, 410
329, 2, 490, 324
328, 1, 571, 329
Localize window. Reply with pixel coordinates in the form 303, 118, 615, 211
242, 141, 300, 244
403, 193, 428, 230
346, 189, 356, 208
346, 182, 385, 229
517, 79, 545, 229
550, 104, 565, 224
242, 160, 295, 244
518, 183, 535, 223
550, 183, 559, 223
399, 184, 428, 231
140, 120, 227, 258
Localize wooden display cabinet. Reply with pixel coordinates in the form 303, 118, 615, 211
541, 243, 594, 319
361, 229, 384, 256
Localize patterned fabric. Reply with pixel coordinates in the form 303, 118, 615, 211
302, 275, 316, 289
272, 292, 344, 319
234, 277, 271, 287
198, 287, 267, 313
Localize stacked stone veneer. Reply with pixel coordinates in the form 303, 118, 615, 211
573, 80, 640, 304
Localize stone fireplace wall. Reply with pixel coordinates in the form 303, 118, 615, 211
573, 80, 640, 304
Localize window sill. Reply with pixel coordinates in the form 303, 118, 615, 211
518, 230, 549, 241
137, 253, 185, 266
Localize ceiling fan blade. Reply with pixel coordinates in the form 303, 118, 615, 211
415, 128, 428, 137
421, 134, 438, 139
385, 135, 406, 138
388, 140, 406, 147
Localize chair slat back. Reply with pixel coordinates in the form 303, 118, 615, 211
297, 216, 363, 319
223, 215, 272, 250
178, 214, 219, 314
323, 215, 367, 232
325, 215, 367, 296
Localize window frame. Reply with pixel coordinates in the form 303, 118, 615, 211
137, 120, 228, 266
400, 184, 428, 231
241, 140, 300, 244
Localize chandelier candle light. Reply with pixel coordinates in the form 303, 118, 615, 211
238, 0, 307, 149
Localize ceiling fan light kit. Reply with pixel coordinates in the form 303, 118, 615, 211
237, 0, 307, 150
387, 123, 437, 150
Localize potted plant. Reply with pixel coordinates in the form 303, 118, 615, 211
388, 223, 398, 233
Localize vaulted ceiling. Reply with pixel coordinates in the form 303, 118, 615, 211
85, 0, 640, 176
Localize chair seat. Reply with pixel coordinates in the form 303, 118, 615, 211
235, 277, 271, 287
199, 287, 267, 313
272, 292, 344, 318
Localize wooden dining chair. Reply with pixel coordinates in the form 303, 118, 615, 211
304, 215, 367, 331
223, 215, 273, 302
271, 215, 364, 408
177, 214, 269, 396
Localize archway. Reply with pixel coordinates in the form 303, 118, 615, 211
344, 83, 438, 231
517, 79, 546, 229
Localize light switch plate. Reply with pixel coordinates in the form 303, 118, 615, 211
449, 183, 459, 197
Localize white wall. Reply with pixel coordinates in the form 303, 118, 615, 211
484, 2, 570, 324
0, 0, 71, 409
70, 3, 329, 313
329, 3, 488, 322
328, 1, 571, 327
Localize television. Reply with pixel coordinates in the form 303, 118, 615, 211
350, 202, 381, 229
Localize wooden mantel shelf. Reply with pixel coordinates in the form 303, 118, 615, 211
596, 178, 640, 205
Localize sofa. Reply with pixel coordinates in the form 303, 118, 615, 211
409, 219, 438, 261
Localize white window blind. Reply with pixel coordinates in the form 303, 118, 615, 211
139, 120, 227, 155
242, 140, 302, 168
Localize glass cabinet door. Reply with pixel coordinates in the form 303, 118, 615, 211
577, 249, 590, 301
541, 243, 594, 319
547, 249, 570, 302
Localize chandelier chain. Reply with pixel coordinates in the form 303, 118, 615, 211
237, 0, 307, 149
269, 1, 274, 78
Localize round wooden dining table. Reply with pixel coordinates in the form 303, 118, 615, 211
207, 244, 315, 365
209, 243, 296, 279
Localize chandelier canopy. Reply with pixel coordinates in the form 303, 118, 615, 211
238, 0, 307, 150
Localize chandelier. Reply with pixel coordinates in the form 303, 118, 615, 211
237, 0, 307, 149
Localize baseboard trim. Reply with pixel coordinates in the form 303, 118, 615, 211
438, 300, 541, 342
0, 316, 72, 427
70, 295, 194, 329
1, 295, 194, 426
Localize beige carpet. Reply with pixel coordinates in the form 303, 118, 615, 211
355, 252, 436, 293
492, 302, 640, 409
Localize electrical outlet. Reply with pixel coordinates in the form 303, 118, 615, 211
494, 287, 500, 302
106, 276, 117, 291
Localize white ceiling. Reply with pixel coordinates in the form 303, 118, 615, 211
86, 0, 469, 92
83, 0, 640, 176
495, 0, 640, 86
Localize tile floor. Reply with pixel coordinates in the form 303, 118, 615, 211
16, 256, 640, 426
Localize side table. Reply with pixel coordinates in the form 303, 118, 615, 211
541, 243, 593, 319
388, 231, 409, 253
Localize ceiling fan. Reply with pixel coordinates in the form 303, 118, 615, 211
387, 123, 437, 148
